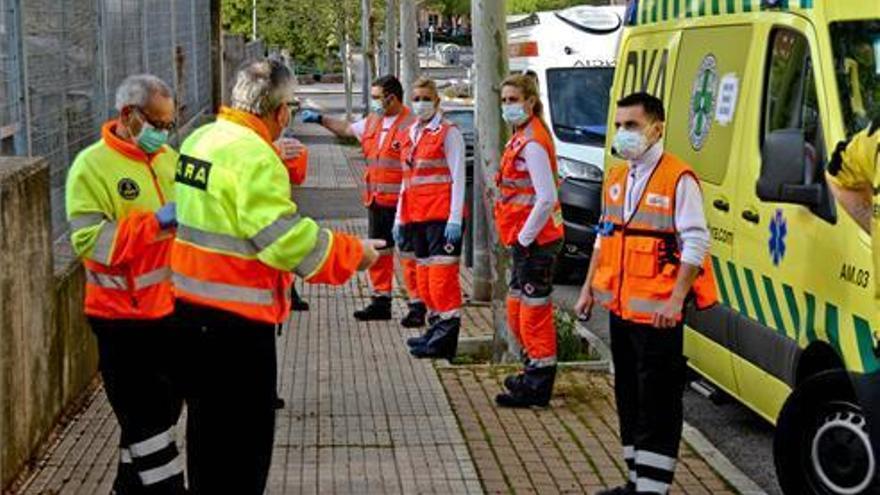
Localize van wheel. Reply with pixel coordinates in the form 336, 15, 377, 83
775, 370, 879, 495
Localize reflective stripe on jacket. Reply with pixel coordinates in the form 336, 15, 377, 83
591, 152, 717, 324
401, 118, 455, 223
361, 108, 416, 207
494, 117, 564, 247
171, 107, 363, 324
66, 121, 177, 320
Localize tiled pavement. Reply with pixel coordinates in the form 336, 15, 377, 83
439, 367, 736, 495
10, 121, 742, 494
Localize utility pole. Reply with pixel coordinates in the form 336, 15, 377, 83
339, 4, 354, 121
472, 0, 511, 360
384, 0, 399, 77
361, 0, 374, 114
251, 0, 257, 40
399, 0, 419, 103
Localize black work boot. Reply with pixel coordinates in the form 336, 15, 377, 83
495, 366, 557, 408
410, 317, 460, 360
353, 296, 392, 321
594, 483, 635, 495
503, 372, 526, 393
290, 285, 309, 311
406, 324, 436, 348
400, 301, 427, 328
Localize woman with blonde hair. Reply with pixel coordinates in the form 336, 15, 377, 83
494, 74, 564, 408
396, 77, 467, 359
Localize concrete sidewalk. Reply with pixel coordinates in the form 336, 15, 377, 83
10, 122, 741, 495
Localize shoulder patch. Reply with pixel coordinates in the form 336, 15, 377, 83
176, 154, 212, 191
117, 178, 140, 200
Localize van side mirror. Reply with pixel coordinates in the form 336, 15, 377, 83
757, 129, 822, 207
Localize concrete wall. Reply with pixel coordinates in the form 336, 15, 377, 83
0, 157, 97, 490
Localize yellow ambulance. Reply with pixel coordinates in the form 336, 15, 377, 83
606, 1, 880, 493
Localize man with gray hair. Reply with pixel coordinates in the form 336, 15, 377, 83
172, 58, 382, 493
65, 73, 184, 494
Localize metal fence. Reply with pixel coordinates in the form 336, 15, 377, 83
0, 0, 216, 240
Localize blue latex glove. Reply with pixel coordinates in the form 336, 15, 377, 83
301, 109, 322, 124
444, 222, 462, 244
155, 202, 177, 229
392, 223, 404, 246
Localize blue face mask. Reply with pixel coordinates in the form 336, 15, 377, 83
612, 128, 649, 161
136, 123, 169, 154
413, 101, 436, 121
502, 103, 529, 126
370, 98, 386, 116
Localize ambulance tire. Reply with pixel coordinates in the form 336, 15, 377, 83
775, 369, 879, 495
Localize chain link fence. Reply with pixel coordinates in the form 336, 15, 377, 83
0, 0, 217, 240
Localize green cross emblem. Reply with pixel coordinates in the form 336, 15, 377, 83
689, 54, 718, 151
693, 69, 715, 137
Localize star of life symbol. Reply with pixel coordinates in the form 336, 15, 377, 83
689, 54, 718, 151
769, 209, 787, 266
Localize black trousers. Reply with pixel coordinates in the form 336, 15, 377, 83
90, 317, 185, 494
368, 203, 397, 248
176, 302, 277, 495
610, 313, 686, 494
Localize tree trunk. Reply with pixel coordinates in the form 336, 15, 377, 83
361, 0, 373, 114
399, 0, 419, 103
384, 0, 398, 77
471, 0, 515, 362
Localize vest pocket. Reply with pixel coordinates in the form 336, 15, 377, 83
625, 237, 659, 278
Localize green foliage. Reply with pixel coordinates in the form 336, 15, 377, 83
222, 0, 361, 71
554, 309, 592, 362
425, 0, 470, 18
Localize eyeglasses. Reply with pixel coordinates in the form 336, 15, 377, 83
136, 108, 176, 131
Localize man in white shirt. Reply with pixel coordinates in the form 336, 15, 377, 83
303, 76, 419, 322
575, 93, 716, 495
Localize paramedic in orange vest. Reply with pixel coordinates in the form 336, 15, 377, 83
575, 93, 717, 495
493, 74, 565, 409
65, 74, 185, 494
302, 75, 422, 324
172, 59, 381, 493
397, 77, 466, 359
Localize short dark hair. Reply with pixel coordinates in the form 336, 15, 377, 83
617, 92, 666, 122
372, 75, 404, 102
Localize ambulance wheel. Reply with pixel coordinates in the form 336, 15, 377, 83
775, 370, 879, 495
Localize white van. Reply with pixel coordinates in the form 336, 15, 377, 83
507, 5, 626, 282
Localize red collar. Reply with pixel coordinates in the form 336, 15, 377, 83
101, 120, 165, 163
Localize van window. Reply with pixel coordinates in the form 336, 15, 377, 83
546, 67, 614, 146
762, 29, 824, 181
829, 21, 880, 138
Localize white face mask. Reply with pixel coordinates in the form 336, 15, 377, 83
612, 128, 650, 161
413, 101, 436, 121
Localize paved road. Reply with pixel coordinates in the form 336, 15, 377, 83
553, 284, 782, 495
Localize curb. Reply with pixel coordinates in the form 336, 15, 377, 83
574, 318, 767, 495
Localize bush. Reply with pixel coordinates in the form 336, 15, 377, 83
555, 309, 592, 362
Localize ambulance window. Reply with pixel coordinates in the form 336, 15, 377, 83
763, 29, 824, 177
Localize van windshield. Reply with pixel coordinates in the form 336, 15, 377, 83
546, 67, 614, 146
830, 20, 880, 137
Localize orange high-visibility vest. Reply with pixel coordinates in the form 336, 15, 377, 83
361, 108, 416, 207
494, 117, 564, 247
401, 118, 456, 223
591, 153, 717, 324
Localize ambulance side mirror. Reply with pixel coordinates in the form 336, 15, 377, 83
757, 129, 822, 207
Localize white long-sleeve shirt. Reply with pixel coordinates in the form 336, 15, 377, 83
595, 142, 710, 267
395, 111, 466, 225
350, 115, 398, 144
516, 142, 559, 246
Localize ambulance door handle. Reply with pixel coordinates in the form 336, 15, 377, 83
741, 210, 760, 224
712, 199, 730, 212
